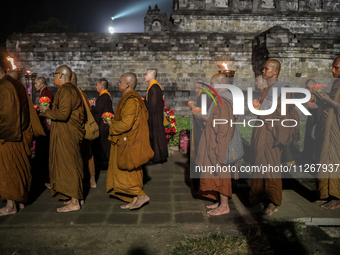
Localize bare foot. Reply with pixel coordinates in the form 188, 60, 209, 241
64, 200, 84, 206
57, 203, 81, 213
90, 176, 97, 188
19, 203, 25, 209
121, 197, 137, 209
206, 202, 219, 209
207, 205, 230, 216
261, 203, 278, 216
45, 183, 51, 189
130, 195, 150, 210
0, 206, 17, 216
320, 200, 340, 209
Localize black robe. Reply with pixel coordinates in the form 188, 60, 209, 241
145, 84, 168, 163
91, 93, 114, 162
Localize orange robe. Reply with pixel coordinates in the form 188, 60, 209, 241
249, 82, 300, 206
316, 80, 340, 199
42, 82, 85, 200
106, 90, 152, 202
0, 76, 44, 202
196, 98, 234, 200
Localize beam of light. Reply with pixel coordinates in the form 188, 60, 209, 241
109, 27, 115, 34
112, 0, 167, 19
7, 56, 17, 70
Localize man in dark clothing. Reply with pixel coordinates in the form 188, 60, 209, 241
90, 78, 114, 165
144, 69, 168, 163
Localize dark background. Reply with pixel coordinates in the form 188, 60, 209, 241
0, 0, 173, 45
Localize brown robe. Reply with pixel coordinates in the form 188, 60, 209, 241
42, 82, 85, 200
249, 82, 300, 206
106, 90, 151, 202
316, 79, 340, 199
145, 82, 168, 163
196, 98, 234, 201
0, 76, 44, 202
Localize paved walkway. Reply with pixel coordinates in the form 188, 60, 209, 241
0, 151, 339, 254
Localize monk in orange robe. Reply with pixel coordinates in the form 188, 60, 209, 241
249, 59, 300, 216
40, 66, 86, 213
71, 72, 97, 189
0, 67, 45, 216
196, 74, 234, 216
315, 56, 340, 209
105, 73, 153, 210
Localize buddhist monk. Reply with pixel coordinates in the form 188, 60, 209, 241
0, 67, 45, 215
105, 73, 153, 210
34, 77, 54, 188
91, 78, 114, 169
40, 65, 86, 212
255, 75, 268, 91
71, 72, 97, 188
7, 70, 20, 80
302, 79, 323, 164
315, 56, 340, 209
195, 74, 235, 216
144, 69, 168, 163
249, 59, 300, 216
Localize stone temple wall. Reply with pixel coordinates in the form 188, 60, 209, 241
5, 0, 340, 120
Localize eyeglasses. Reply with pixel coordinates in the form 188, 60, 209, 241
53, 72, 64, 77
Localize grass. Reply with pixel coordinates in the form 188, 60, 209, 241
169, 221, 313, 255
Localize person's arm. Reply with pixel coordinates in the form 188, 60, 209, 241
41, 87, 73, 121
109, 98, 138, 136
315, 91, 338, 109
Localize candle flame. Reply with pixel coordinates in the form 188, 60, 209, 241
222, 63, 228, 70
26, 70, 31, 74
7, 56, 17, 70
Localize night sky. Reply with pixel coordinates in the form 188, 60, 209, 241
0, 0, 173, 45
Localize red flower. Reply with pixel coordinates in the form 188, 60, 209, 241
169, 110, 174, 115
164, 107, 170, 112
166, 135, 170, 140
166, 116, 170, 121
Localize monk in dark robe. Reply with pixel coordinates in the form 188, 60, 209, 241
196, 74, 234, 216
0, 67, 45, 216
34, 77, 54, 187
91, 78, 114, 166
303, 79, 323, 163
144, 69, 168, 163
191, 78, 213, 159
71, 72, 97, 188
40, 66, 85, 212
315, 56, 340, 209
249, 59, 300, 216
105, 73, 152, 210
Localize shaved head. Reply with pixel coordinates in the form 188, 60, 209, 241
8, 71, 20, 80
211, 73, 230, 85
334, 56, 340, 63
71, 72, 77, 86
266, 59, 281, 74
98, 78, 108, 90
55, 65, 72, 81
147, 69, 157, 79
36, 77, 46, 85
122, 73, 137, 89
